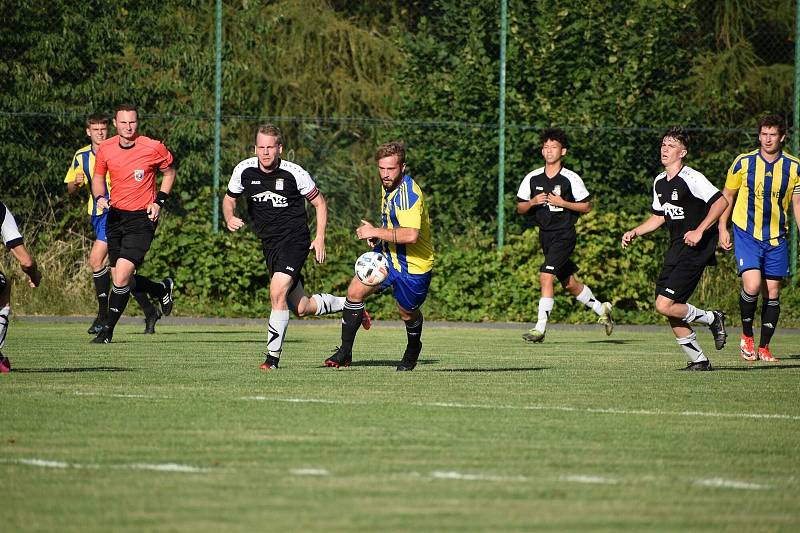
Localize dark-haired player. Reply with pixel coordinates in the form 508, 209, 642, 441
90, 104, 176, 344
622, 127, 728, 371
718, 114, 800, 362
0, 202, 42, 373
223, 124, 358, 371
65, 112, 162, 335
516, 128, 613, 343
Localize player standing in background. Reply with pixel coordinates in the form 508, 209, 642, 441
718, 114, 800, 362
621, 127, 728, 371
0, 202, 42, 373
223, 124, 355, 371
65, 113, 163, 335
90, 104, 175, 344
516, 128, 613, 343
325, 140, 434, 371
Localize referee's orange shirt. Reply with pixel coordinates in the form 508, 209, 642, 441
94, 135, 174, 211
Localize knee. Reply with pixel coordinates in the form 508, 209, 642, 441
654, 299, 672, 317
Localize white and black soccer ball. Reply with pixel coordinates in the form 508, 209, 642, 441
355, 251, 389, 286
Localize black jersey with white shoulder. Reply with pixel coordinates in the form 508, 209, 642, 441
1, 202, 24, 249
227, 158, 320, 245
516, 166, 590, 231
652, 165, 722, 245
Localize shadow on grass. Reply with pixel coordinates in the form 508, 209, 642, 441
585, 339, 637, 345
12, 367, 134, 373
349, 358, 439, 367
435, 367, 548, 373
710, 365, 800, 371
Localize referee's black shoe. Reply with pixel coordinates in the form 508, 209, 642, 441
144, 309, 162, 334
324, 347, 352, 368
160, 278, 175, 316
680, 360, 713, 371
87, 316, 105, 335
396, 343, 421, 372
90, 325, 113, 344
708, 310, 727, 350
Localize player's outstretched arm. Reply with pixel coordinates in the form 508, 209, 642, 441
621, 214, 665, 248
222, 194, 244, 232
357, 220, 419, 245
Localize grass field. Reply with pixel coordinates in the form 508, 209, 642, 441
2, 319, 800, 532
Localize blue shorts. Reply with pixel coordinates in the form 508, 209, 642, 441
379, 267, 432, 311
92, 211, 108, 243
733, 225, 789, 280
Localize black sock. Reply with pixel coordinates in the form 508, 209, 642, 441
132, 291, 157, 317
340, 299, 364, 355
106, 285, 131, 329
93, 267, 110, 319
759, 298, 780, 348
404, 311, 423, 356
133, 274, 166, 299
739, 289, 758, 337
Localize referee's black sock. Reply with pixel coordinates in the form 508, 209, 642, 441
739, 289, 758, 337
93, 267, 110, 320
759, 298, 780, 348
106, 285, 131, 329
340, 299, 364, 355
133, 274, 166, 298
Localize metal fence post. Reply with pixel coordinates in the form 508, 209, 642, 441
496, 0, 508, 249
212, 0, 223, 233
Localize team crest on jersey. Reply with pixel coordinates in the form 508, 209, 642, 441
671, 189, 678, 201
275, 179, 284, 191
252, 190, 288, 207
134, 169, 145, 182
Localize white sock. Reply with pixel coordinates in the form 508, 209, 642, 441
535, 297, 554, 332
676, 331, 707, 363
684, 303, 713, 325
312, 293, 345, 316
576, 285, 604, 315
267, 309, 290, 358
0, 305, 10, 350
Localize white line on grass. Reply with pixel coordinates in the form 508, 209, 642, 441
6, 458, 208, 473
74, 392, 173, 399
291, 468, 331, 476
431, 470, 527, 482
560, 475, 619, 485
239, 396, 800, 422
694, 478, 772, 490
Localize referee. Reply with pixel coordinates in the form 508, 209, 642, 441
90, 104, 175, 344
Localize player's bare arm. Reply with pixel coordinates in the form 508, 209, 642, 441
547, 195, 592, 213
308, 193, 327, 264
10, 244, 41, 288
621, 214, 665, 248
792, 193, 800, 233
717, 186, 738, 250
516, 193, 548, 214
67, 169, 85, 194
357, 219, 419, 244
684, 195, 728, 247
222, 194, 244, 232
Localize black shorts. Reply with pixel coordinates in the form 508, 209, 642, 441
262, 238, 310, 281
0, 272, 6, 294
538, 228, 578, 283
106, 208, 157, 268
655, 241, 715, 304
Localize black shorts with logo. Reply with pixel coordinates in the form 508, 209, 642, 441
538, 228, 578, 283
262, 237, 310, 282
0, 271, 6, 294
655, 236, 717, 304
106, 208, 157, 268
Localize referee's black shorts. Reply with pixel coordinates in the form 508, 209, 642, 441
262, 237, 310, 282
106, 208, 157, 268
538, 228, 578, 283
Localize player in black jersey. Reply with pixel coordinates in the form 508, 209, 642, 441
516, 128, 613, 343
621, 127, 728, 371
223, 124, 365, 370
0, 202, 42, 373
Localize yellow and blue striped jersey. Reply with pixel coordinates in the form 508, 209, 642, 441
380, 175, 434, 275
725, 150, 800, 245
64, 144, 111, 215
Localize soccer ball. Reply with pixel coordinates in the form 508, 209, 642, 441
355, 251, 389, 286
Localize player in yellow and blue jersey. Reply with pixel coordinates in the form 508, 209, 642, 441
718, 114, 800, 362
326, 141, 434, 371
65, 113, 162, 335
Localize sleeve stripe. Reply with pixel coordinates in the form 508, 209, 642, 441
305, 187, 320, 201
